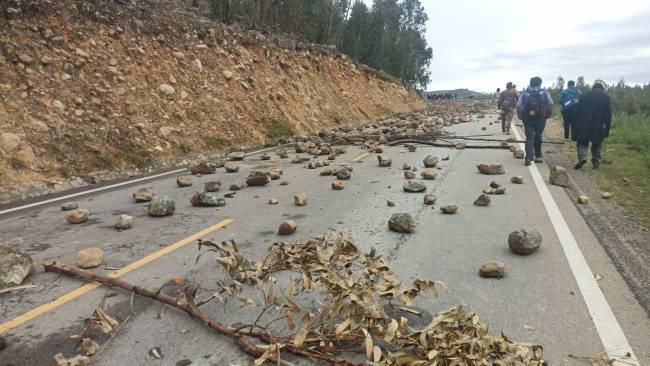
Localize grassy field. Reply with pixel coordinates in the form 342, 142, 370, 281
546, 113, 650, 228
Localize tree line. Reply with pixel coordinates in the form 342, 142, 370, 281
208, 0, 433, 89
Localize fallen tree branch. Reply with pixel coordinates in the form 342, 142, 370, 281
388, 139, 507, 149
441, 135, 565, 145
43, 262, 359, 366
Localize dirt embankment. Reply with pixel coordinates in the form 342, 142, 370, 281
0, 0, 424, 203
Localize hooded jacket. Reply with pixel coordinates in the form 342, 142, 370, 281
559, 87, 582, 111
573, 87, 612, 143
516, 87, 554, 121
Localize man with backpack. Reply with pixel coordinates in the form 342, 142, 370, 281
491, 88, 501, 106
573, 80, 612, 170
559, 80, 582, 139
516, 77, 554, 166
497, 82, 519, 133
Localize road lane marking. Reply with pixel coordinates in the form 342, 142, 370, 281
0, 218, 233, 334
352, 152, 370, 162
0, 144, 292, 216
512, 127, 638, 365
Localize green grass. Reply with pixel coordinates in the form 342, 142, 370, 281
265, 117, 295, 139
548, 113, 650, 228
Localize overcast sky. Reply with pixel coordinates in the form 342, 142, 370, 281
366, 0, 650, 92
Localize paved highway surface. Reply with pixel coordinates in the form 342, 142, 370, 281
1, 111, 649, 366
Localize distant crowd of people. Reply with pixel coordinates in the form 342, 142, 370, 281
427, 93, 457, 101
493, 77, 612, 169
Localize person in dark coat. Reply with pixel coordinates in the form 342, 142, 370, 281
573, 79, 612, 169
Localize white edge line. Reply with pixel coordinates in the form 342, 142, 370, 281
0, 144, 289, 216
512, 126, 638, 365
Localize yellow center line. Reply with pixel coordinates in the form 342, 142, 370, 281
352, 152, 370, 162
0, 218, 233, 334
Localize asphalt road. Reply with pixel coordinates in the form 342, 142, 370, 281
1, 111, 649, 366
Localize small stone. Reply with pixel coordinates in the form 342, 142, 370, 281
601, 192, 613, 199
479, 260, 505, 278
269, 169, 282, 180
159, 83, 175, 95
477, 163, 505, 175
204, 181, 221, 192
420, 169, 437, 180
423, 194, 437, 205
406, 144, 417, 152
490, 181, 500, 189
0, 246, 33, 289
278, 220, 297, 235
404, 170, 416, 179
377, 155, 392, 167
387, 200, 395, 207
454, 141, 466, 149
513, 149, 525, 159
18, 52, 34, 64
483, 186, 495, 194
403, 180, 426, 192
133, 187, 154, 202
335, 168, 352, 180
76, 247, 103, 269
229, 182, 243, 190
508, 229, 542, 255
114, 214, 134, 230
577, 195, 589, 204
549, 165, 570, 187
260, 153, 271, 160
331, 180, 344, 190
246, 171, 271, 186
229, 151, 245, 161
224, 162, 239, 173
176, 176, 192, 187
294, 193, 308, 206
511, 176, 524, 184
190, 192, 225, 207
328, 153, 336, 161
61, 202, 78, 211
474, 194, 491, 206
423, 155, 439, 168
320, 169, 333, 176
388, 213, 416, 233
279, 180, 289, 186
66, 209, 90, 224
402, 163, 412, 170
494, 187, 506, 195
148, 196, 175, 216
190, 161, 216, 175
276, 148, 289, 158
442, 156, 449, 161
268, 198, 279, 204
440, 204, 458, 214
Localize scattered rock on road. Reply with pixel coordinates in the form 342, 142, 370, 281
133, 187, 154, 202
331, 181, 344, 190
276, 148, 289, 158
176, 176, 192, 187
294, 193, 308, 206
508, 229, 542, 255
229, 182, 243, 190
549, 165, 569, 187
601, 192, 613, 199
387, 200, 395, 207
513, 149, 525, 159
66, 209, 90, 224
268, 198, 279, 205
204, 181, 221, 192
440, 204, 458, 214
511, 176, 524, 184
377, 155, 392, 167
494, 187, 506, 195
246, 171, 271, 186
61, 202, 78, 211
388, 213, 416, 233
279, 180, 289, 186
479, 260, 505, 278
260, 153, 271, 161
76, 247, 103, 269
114, 214, 134, 230
424, 194, 437, 205
423, 155, 439, 168
0, 246, 33, 289
278, 220, 297, 235
404, 170, 416, 179
455, 141, 466, 149
269, 169, 282, 180
403, 180, 426, 192
148, 196, 175, 216
420, 169, 437, 180
335, 168, 352, 180
477, 163, 505, 175
474, 194, 491, 206
577, 195, 589, 204
190, 192, 225, 207
403, 163, 412, 170
190, 161, 216, 175
228, 151, 245, 161
224, 162, 239, 173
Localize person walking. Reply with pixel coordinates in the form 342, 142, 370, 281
559, 80, 582, 139
516, 77, 554, 166
497, 82, 519, 133
573, 79, 612, 169
491, 88, 501, 106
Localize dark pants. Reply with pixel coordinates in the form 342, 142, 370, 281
523, 117, 546, 161
577, 140, 603, 167
561, 108, 575, 139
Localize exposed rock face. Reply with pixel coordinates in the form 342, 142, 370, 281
66, 209, 90, 224
176, 176, 193, 187
423, 155, 439, 168
278, 220, 297, 235
479, 261, 505, 278
0, 246, 33, 289
508, 229, 542, 255
133, 187, 154, 202
246, 171, 271, 186
549, 165, 569, 187
403, 180, 426, 192
477, 164, 505, 175
76, 247, 104, 269
388, 213, 416, 233
148, 196, 175, 216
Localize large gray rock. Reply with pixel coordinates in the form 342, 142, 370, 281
190, 161, 216, 175
388, 213, 416, 233
190, 192, 225, 207
114, 214, 134, 230
148, 195, 175, 216
133, 187, 154, 202
508, 229, 542, 255
550, 165, 570, 187
176, 176, 193, 187
0, 246, 33, 289
423, 155, 439, 168
335, 168, 352, 180
377, 155, 392, 167
246, 171, 271, 186
403, 180, 426, 193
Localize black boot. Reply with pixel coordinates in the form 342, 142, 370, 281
574, 160, 587, 170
